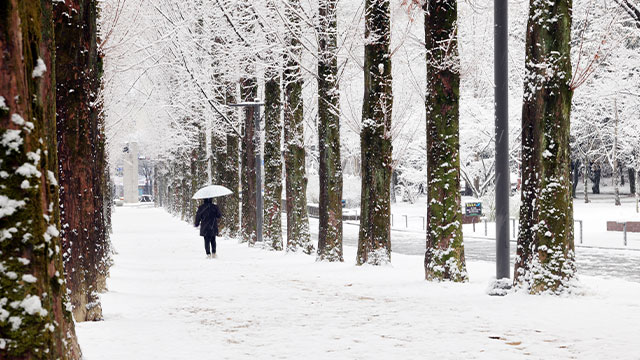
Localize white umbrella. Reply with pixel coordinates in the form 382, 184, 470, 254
192, 185, 233, 199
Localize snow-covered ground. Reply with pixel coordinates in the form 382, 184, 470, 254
76, 205, 640, 359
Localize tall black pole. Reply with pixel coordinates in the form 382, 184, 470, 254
495, 0, 510, 279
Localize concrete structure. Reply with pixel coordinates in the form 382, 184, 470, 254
123, 142, 139, 203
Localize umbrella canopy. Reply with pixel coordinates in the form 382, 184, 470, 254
192, 185, 233, 199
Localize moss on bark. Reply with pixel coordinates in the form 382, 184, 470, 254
357, 0, 393, 265
0, 0, 80, 357
284, 0, 313, 254
317, 0, 343, 262
423, 0, 468, 282
263, 72, 283, 251
515, 0, 576, 294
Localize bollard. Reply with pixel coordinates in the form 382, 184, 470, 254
473, 217, 476, 232
624, 222, 628, 246
391, 214, 394, 227
422, 216, 425, 230
404, 215, 408, 228
511, 218, 516, 239
484, 218, 488, 237
575, 219, 583, 244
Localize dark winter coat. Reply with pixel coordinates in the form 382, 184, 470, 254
195, 201, 222, 237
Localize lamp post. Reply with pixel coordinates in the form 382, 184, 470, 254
229, 101, 265, 243
495, 0, 510, 280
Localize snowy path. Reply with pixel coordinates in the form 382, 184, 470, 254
319, 219, 640, 283
77, 206, 640, 359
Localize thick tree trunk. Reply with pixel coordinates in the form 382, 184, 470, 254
0, 0, 80, 357
284, 0, 313, 254
514, 0, 576, 293
263, 70, 284, 251
423, 0, 468, 282
629, 168, 636, 195
357, 0, 393, 265
317, 0, 343, 262
241, 78, 257, 245
55, 0, 109, 322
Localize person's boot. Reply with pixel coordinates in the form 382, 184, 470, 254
206, 254, 211, 259
212, 253, 217, 259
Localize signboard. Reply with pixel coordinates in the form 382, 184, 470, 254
465, 202, 482, 216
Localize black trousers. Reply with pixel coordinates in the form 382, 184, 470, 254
204, 235, 217, 255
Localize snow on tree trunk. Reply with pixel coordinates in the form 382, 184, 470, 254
423, 0, 468, 282
317, 0, 344, 262
217, 83, 240, 238
55, 0, 111, 322
284, 0, 313, 254
241, 78, 258, 245
514, 0, 576, 294
0, 0, 80, 357
263, 70, 284, 251
357, 0, 393, 265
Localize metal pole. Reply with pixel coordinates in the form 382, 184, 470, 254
495, 0, 510, 280
405, 215, 408, 228
624, 222, 627, 246
255, 104, 263, 243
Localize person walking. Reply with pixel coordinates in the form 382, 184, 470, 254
195, 198, 222, 258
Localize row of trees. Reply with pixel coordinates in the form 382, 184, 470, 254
101, 0, 636, 301
129, 0, 588, 294
1, 0, 112, 358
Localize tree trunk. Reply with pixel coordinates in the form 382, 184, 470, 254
583, 157, 590, 203
423, 0, 468, 282
357, 0, 393, 265
222, 84, 240, 238
284, 0, 313, 254
629, 168, 635, 195
572, 159, 580, 198
263, 69, 284, 251
317, 0, 343, 262
241, 78, 257, 245
55, 0, 110, 322
613, 99, 621, 206
514, 0, 576, 293
591, 163, 601, 194
0, 0, 80, 357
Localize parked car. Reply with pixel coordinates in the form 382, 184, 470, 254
139, 194, 153, 203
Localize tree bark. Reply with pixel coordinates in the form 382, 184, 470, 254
583, 157, 590, 203
514, 0, 576, 293
55, 0, 110, 322
591, 164, 601, 194
571, 160, 580, 198
263, 70, 284, 251
284, 0, 313, 254
221, 83, 240, 238
317, 0, 343, 262
0, 0, 80, 357
357, 0, 393, 265
423, 0, 468, 282
241, 78, 257, 245
629, 168, 636, 195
